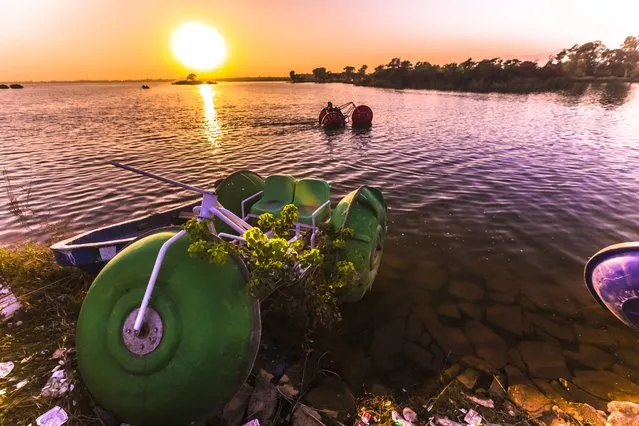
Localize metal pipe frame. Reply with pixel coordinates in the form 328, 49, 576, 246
241, 191, 263, 220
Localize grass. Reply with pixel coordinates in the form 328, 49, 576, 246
0, 242, 99, 425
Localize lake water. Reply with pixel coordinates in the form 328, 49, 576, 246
2, 82, 639, 406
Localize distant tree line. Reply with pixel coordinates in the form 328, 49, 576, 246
289, 36, 639, 93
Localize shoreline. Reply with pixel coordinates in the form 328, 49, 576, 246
2, 241, 639, 425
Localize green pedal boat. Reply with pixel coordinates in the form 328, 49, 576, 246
64, 161, 387, 425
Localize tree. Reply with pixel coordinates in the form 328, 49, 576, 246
621, 36, 639, 77
312, 67, 327, 82
289, 70, 296, 81
387, 58, 401, 69
374, 65, 385, 73
358, 64, 368, 75
400, 60, 413, 70
187, 73, 197, 81
343, 66, 356, 80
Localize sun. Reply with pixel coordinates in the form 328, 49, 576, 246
171, 22, 227, 71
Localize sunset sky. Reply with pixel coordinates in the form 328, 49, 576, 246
1, 0, 638, 81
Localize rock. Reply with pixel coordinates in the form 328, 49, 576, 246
281, 360, 316, 393
505, 365, 528, 385
413, 261, 447, 291
519, 341, 570, 379
563, 345, 614, 370
370, 381, 389, 396
422, 312, 473, 356
304, 377, 356, 422
488, 376, 506, 398
404, 342, 434, 370
521, 288, 554, 311
616, 348, 639, 370
607, 401, 639, 426
507, 383, 553, 415
532, 379, 606, 425
612, 363, 639, 381
456, 368, 480, 390
437, 302, 461, 320
430, 343, 445, 372
457, 302, 483, 320
449, 280, 485, 301
442, 364, 461, 381
405, 313, 423, 342
526, 313, 574, 341
573, 325, 618, 348
222, 383, 254, 426
486, 291, 517, 304
247, 375, 278, 425
460, 355, 499, 376
573, 370, 639, 402
486, 304, 522, 336
549, 379, 608, 411
370, 319, 404, 370
292, 405, 322, 426
465, 321, 508, 368
420, 332, 432, 347
507, 347, 526, 370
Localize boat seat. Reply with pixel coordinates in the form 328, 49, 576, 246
250, 175, 296, 217
293, 178, 331, 225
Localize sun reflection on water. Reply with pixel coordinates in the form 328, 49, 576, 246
198, 84, 221, 146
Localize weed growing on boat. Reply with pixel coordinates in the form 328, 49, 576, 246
0, 242, 97, 424
183, 204, 357, 339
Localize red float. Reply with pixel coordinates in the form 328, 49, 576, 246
321, 111, 346, 129
351, 105, 373, 128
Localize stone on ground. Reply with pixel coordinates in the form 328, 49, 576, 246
404, 342, 434, 370
563, 344, 614, 370
465, 320, 508, 368
247, 375, 278, 425
607, 401, 639, 426
456, 368, 480, 390
304, 376, 356, 422
292, 405, 322, 426
222, 383, 254, 426
572, 370, 639, 402
449, 280, 485, 301
486, 304, 522, 336
507, 382, 553, 415
519, 341, 570, 379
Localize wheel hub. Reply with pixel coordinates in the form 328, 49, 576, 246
122, 308, 163, 356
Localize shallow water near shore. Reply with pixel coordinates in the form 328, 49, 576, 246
2, 82, 639, 408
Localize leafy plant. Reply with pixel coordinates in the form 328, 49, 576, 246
182, 205, 357, 338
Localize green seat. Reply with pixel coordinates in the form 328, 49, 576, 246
293, 178, 331, 225
250, 175, 296, 217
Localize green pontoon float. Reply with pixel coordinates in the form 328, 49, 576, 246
73, 162, 387, 425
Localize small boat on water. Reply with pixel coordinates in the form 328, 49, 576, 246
0, 84, 8, 89
141, 84, 150, 89
319, 102, 373, 129
9, 84, 23, 89
50, 200, 199, 275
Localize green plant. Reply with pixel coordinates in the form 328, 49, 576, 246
182, 205, 357, 337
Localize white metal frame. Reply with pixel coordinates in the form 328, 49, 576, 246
110, 161, 333, 335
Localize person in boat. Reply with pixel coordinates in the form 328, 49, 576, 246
326, 101, 342, 115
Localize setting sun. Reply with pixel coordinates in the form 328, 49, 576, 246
171, 22, 227, 71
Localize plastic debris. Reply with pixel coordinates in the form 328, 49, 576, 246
41, 370, 71, 397
463, 409, 482, 426
16, 379, 29, 390
36, 406, 68, 426
436, 418, 463, 426
242, 420, 260, 426
357, 411, 372, 425
0, 283, 22, 322
403, 407, 418, 423
392, 410, 414, 426
0, 361, 14, 378
424, 399, 436, 412
50, 348, 69, 360
465, 394, 495, 408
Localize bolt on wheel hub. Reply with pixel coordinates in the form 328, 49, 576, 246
122, 308, 163, 356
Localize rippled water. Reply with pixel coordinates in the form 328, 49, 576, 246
2, 82, 639, 403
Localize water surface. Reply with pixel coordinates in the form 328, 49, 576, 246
2, 81, 639, 403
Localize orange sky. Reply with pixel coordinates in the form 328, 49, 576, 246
1, 0, 638, 81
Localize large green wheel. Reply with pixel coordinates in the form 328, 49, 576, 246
76, 231, 260, 426
331, 186, 387, 302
